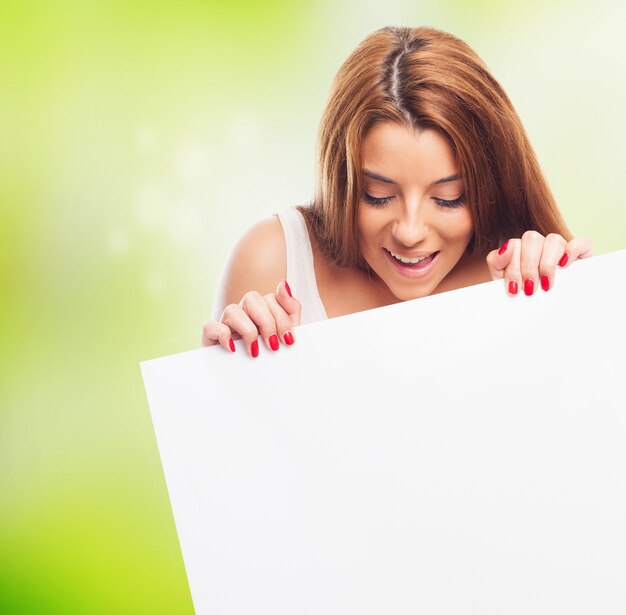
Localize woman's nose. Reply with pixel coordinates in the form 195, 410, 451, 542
392, 205, 429, 247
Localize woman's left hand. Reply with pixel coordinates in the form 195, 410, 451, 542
486, 231, 593, 295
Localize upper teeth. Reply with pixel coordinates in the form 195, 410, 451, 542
389, 250, 430, 264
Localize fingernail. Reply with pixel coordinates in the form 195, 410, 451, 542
251, 339, 259, 358
284, 331, 295, 346
524, 279, 534, 296
284, 280, 292, 297
541, 275, 550, 291
229, 337, 236, 352
508, 280, 518, 295
269, 334, 279, 351
498, 240, 509, 255
558, 252, 569, 267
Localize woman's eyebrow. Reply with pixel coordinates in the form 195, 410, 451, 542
433, 173, 461, 185
363, 170, 396, 184
363, 170, 462, 185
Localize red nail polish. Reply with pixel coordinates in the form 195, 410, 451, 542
229, 337, 236, 352
558, 252, 569, 267
251, 340, 259, 358
524, 279, 534, 296
508, 280, 518, 295
498, 240, 509, 255
541, 275, 550, 291
269, 334, 279, 351
284, 331, 294, 346
284, 280, 292, 297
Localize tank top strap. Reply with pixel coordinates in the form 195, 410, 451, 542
276, 207, 329, 325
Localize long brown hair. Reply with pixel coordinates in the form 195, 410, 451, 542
301, 26, 571, 267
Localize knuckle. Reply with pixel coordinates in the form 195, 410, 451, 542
256, 315, 277, 333
217, 322, 230, 338
221, 304, 240, 320
201, 321, 224, 347
506, 260, 521, 274
273, 312, 291, 331
239, 290, 262, 307
546, 232, 564, 243
238, 322, 259, 339
202, 320, 223, 337
522, 229, 542, 242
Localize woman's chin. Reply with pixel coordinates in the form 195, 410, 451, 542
389, 283, 438, 302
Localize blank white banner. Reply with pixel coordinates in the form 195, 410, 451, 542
141, 249, 626, 615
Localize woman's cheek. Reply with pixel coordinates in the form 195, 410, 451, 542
449, 208, 473, 243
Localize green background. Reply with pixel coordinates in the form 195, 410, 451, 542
1, 1, 624, 612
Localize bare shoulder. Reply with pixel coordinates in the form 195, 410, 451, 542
212, 215, 286, 317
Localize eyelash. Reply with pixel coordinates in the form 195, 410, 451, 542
363, 192, 466, 208
363, 193, 393, 206
434, 194, 466, 208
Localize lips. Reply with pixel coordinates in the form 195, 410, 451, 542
387, 248, 435, 264
383, 248, 439, 278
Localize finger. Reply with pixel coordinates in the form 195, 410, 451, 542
538, 233, 567, 291
485, 239, 515, 280
520, 230, 545, 296
275, 279, 302, 329
262, 293, 295, 346
502, 238, 522, 295
559, 236, 594, 268
201, 320, 236, 353
221, 302, 262, 358
486, 238, 522, 295
239, 291, 281, 353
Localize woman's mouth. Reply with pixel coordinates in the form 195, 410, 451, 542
383, 248, 439, 278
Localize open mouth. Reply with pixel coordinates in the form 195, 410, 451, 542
384, 248, 439, 270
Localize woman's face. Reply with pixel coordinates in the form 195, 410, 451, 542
357, 122, 474, 301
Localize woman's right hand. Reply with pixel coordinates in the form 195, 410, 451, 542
201, 280, 301, 358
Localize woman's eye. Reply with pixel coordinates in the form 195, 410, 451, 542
363, 192, 393, 206
363, 192, 466, 208
434, 194, 466, 208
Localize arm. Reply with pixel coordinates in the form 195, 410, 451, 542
212, 216, 286, 318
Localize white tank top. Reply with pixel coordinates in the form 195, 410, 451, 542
276, 207, 329, 325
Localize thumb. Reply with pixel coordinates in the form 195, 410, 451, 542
485, 239, 514, 280
275, 279, 302, 327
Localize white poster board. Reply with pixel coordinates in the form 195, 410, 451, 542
141, 250, 626, 614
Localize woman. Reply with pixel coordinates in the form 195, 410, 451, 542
202, 26, 592, 357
